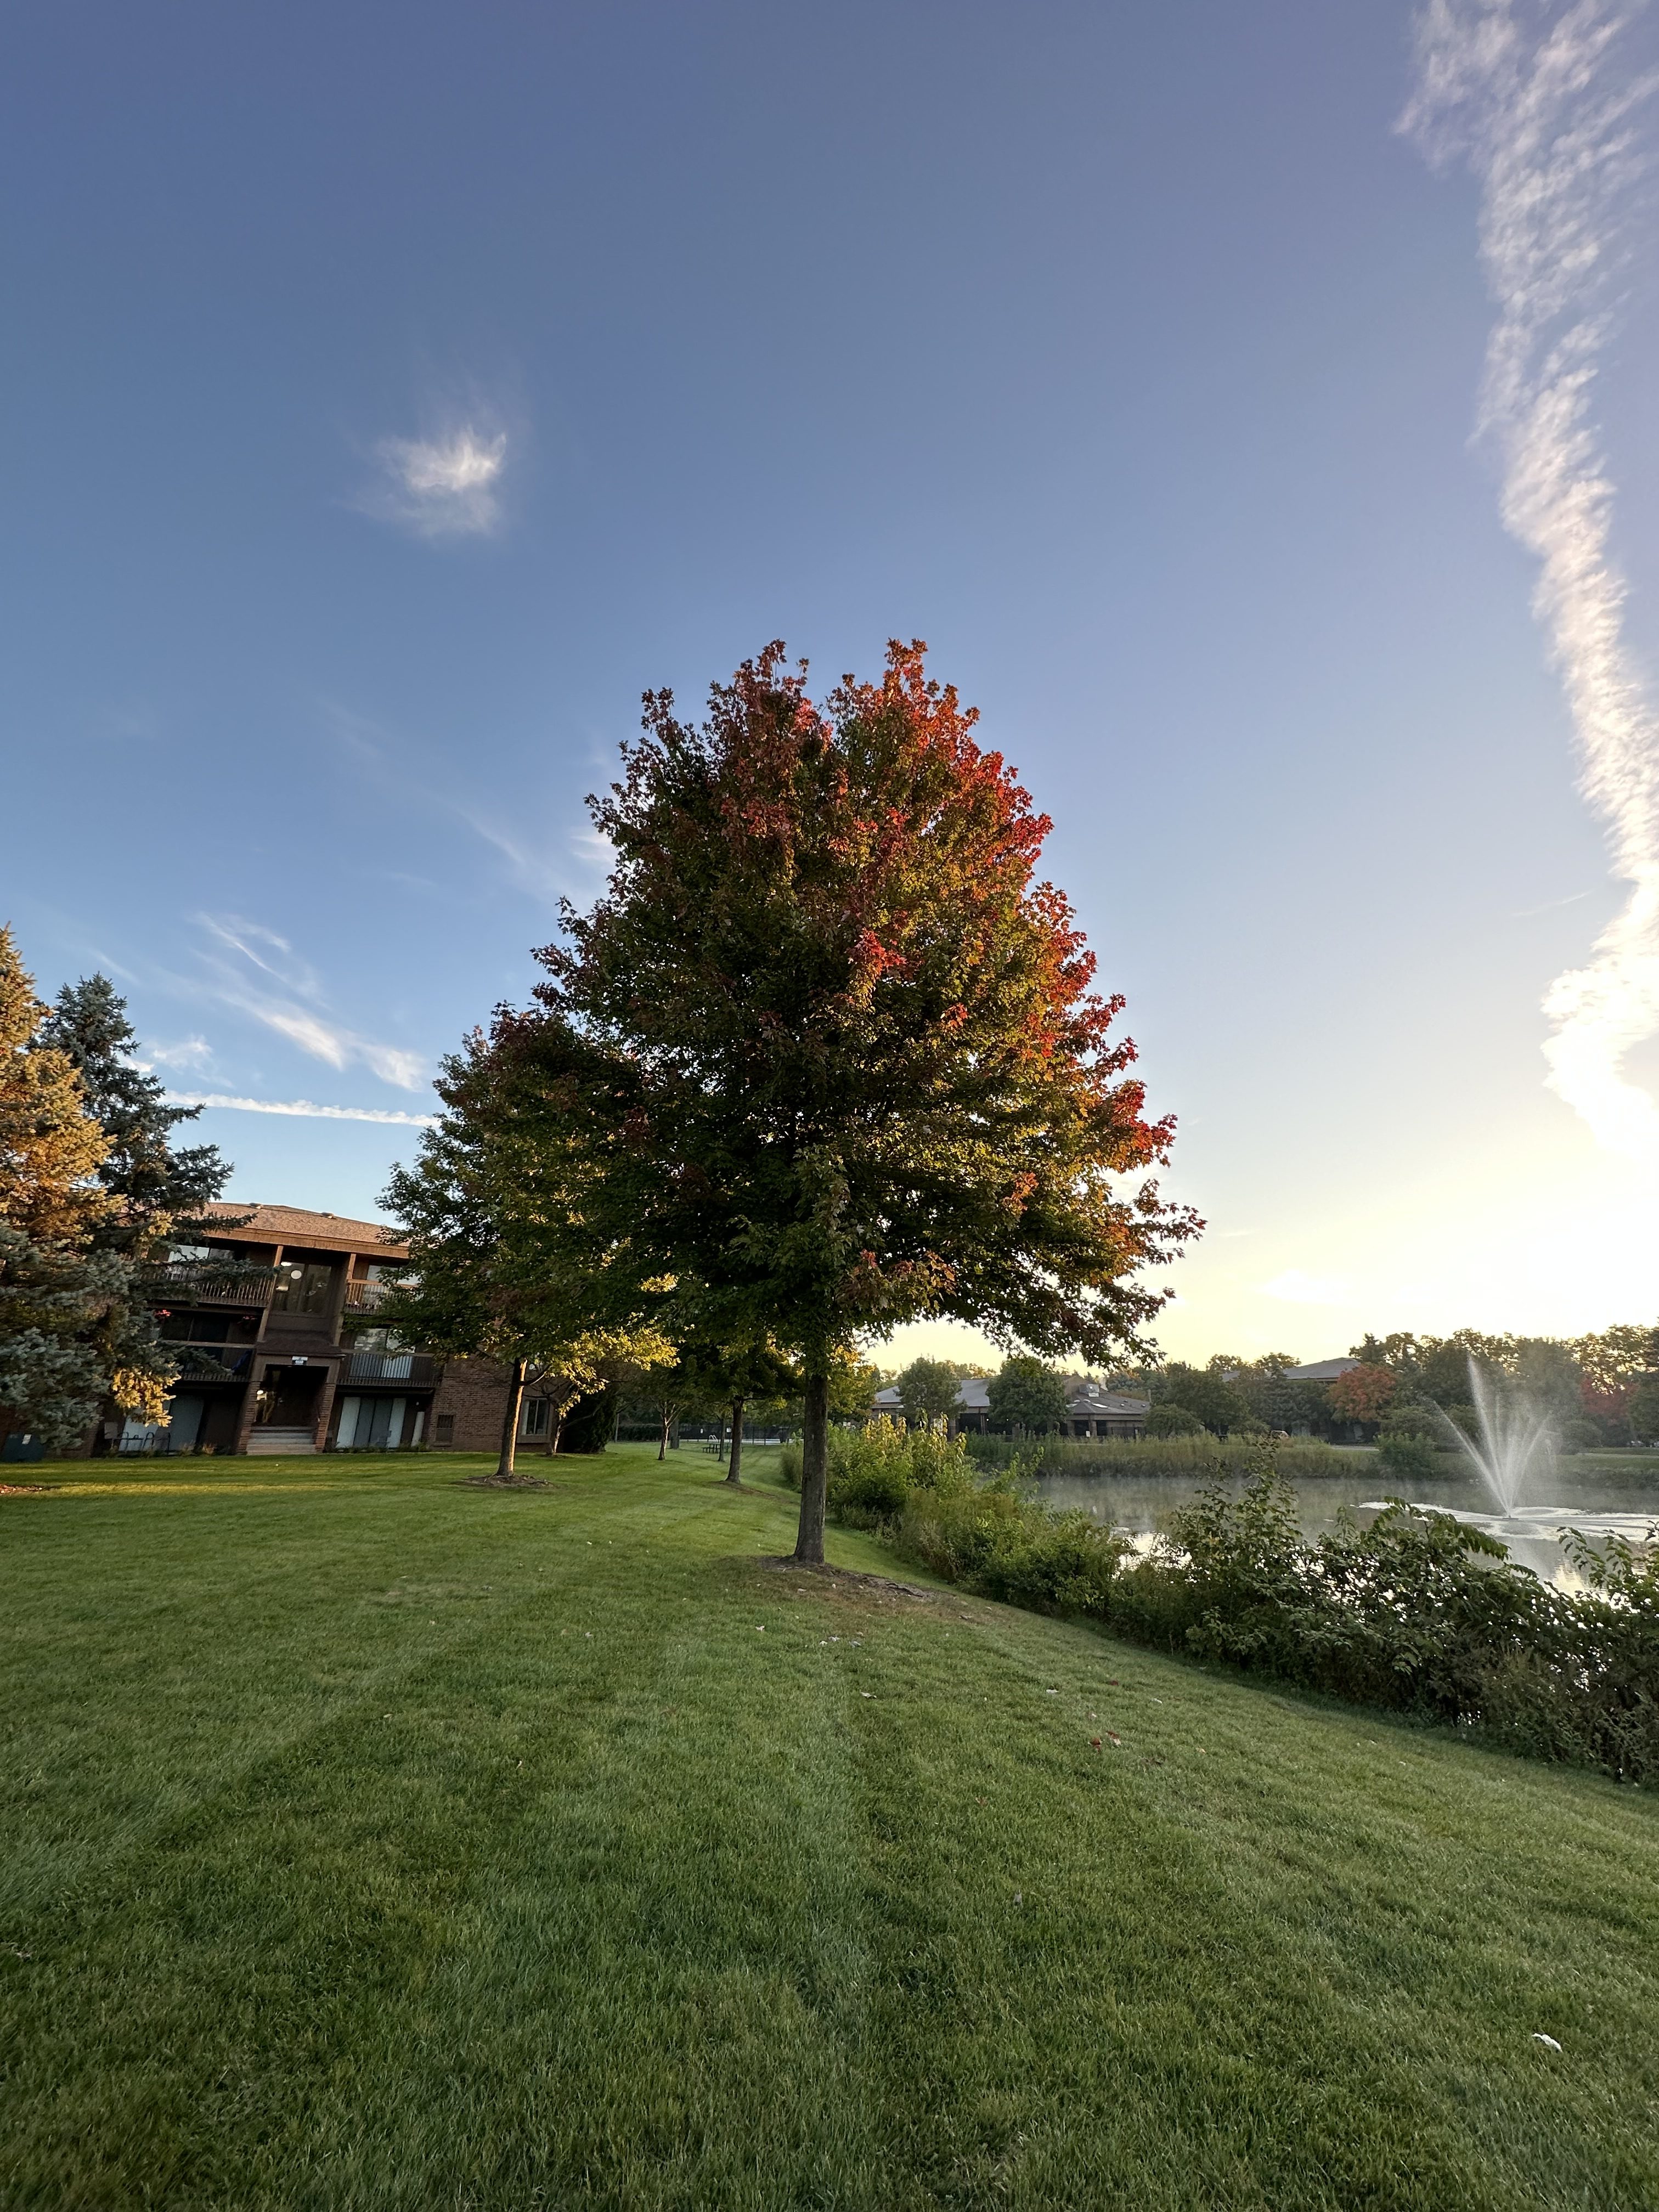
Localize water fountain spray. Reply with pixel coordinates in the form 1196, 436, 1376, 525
1444, 1355, 1555, 1522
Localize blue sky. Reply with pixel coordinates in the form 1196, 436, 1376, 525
5, 1, 1658, 1364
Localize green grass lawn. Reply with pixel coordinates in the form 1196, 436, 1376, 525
3, 1446, 1656, 2210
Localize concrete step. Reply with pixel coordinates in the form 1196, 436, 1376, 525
247, 1428, 317, 1455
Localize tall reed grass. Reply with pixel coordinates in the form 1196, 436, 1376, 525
963, 1431, 1378, 1481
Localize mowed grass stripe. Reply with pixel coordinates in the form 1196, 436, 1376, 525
1, 1447, 1656, 2209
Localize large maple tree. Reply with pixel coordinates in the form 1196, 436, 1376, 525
496, 639, 1198, 1561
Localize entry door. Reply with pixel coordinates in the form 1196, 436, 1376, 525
256, 1365, 323, 1425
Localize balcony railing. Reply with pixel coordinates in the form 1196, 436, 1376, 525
342, 1280, 404, 1314
139, 1263, 281, 1310
173, 1347, 253, 1380
340, 1351, 441, 1387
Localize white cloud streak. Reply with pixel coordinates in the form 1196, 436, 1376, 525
168, 1093, 437, 1127
363, 425, 507, 538
190, 913, 427, 1090
144, 1035, 214, 1071
1403, 1, 1659, 1161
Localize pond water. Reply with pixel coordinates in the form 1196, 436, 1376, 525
1035, 1453, 1659, 1586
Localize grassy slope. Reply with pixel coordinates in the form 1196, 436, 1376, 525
2, 1448, 1656, 2212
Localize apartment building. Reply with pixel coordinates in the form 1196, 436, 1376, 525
116, 1202, 513, 1457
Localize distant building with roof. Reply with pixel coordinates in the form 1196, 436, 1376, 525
872, 1373, 1149, 1438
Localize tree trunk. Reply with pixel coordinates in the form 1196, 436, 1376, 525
793, 1372, 828, 1564
544, 1392, 566, 1455
497, 1359, 526, 1479
726, 1396, 745, 1485
658, 1404, 670, 1460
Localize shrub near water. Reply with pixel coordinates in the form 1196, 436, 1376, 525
805, 1427, 1659, 1784
781, 1416, 972, 1525
785, 1418, 1127, 1617
1111, 1470, 1659, 1784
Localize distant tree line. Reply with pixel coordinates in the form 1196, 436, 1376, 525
882, 1329, 1659, 1453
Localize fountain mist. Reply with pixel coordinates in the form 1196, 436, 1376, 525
1447, 1354, 1556, 1518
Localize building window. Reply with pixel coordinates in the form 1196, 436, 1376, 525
335, 1395, 407, 1449
521, 1398, 550, 1438
272, 1261, 335, 1314
435, 1414, 455, 1445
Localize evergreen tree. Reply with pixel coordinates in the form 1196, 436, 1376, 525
0, 930, 111, 1247
0, 929, 173, 1445
38, 974, 232, 1250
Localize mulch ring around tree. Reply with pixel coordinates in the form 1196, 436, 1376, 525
0, 1483, 59, 1496
755, 1556, 938, 1605
456, 1473, 556, 1490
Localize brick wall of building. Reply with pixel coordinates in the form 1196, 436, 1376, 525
430, 1357, 515, 1452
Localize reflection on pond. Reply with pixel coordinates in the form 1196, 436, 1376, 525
1035, 1455, 1659, 1586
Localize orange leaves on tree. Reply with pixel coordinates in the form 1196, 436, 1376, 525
1329, 1363, 1398, 1425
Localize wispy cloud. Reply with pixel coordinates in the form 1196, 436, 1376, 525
1259, 1271, 1353, 1306
359, 422, 507, 539
190, 912, 426, 1091
168, 1093, 436, 1127
320, 698, 610, 909
199, 914, 321, 997
1404, 2, 1659, 1161
1510, 888, 1594, 918
144, 1036, 214, 1071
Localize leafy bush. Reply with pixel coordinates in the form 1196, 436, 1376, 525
898, 1475, 1127, 1619
1375, 1431, 1440, 1484
1379, 1397, 1441, 1439
1440, 1402, 1479, 1447
777, 1417, 973, 1526
1144, 1403, 1205, 1437
1109, 1472, 1659, 1784
803, 1429, 1659, 1785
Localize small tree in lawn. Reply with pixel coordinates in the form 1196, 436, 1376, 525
669, 1332, 799, 1486
500, 640, 1198, 1561
380, 1026, 668, 1479
896, 1356, 963, 1432
987, 1354, 1071, 1436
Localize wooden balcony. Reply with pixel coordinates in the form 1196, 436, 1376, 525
139, 1263, 280, 1310
173, 1347, 254, 1380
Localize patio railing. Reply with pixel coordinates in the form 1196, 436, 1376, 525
139, 1263, 281, 1310
340, 1351, 441, 1386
